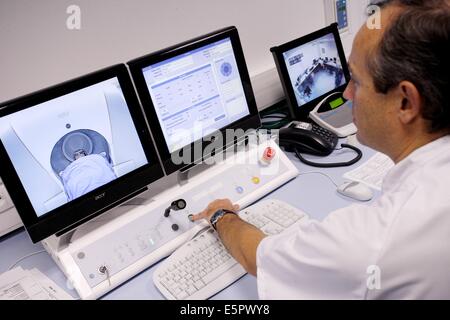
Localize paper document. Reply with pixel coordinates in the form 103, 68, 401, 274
0, 266, 74, 300
343, 152, 394, 190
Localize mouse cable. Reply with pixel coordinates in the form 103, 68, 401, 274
8, 250, 47, 271
8, 249, 81, 300
298, 171, 338, 188
294, 143, 363, 168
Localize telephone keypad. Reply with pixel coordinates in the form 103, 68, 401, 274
311, 124, 336, 143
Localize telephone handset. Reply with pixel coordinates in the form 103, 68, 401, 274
279, 121, 362, 168
279, 121, 338, 156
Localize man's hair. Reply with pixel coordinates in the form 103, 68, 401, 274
74, 149, 87, 157
368, 0, 450, 132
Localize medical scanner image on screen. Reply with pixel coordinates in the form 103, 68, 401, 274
283, 33, 346, 108
0, 78, 148, 217
142, 38, 250, 153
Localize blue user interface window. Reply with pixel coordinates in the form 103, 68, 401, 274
336, 0, 349, 30
142, 38, 250, 153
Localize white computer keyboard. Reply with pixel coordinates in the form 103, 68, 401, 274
153, 199, 308, 300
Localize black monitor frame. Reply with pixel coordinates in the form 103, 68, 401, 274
270, 23, 350, 120
128, 26, 261, 175
0, 64, 165, 243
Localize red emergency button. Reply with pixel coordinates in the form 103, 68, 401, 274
262, 146, 276, 162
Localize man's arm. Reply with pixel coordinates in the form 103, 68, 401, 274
216, 213, 266, 276
191, 199, 266, 276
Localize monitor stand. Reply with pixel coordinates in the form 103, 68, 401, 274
41, 136, 299, 300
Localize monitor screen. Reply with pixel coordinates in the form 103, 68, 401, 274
271, 23, 350, 120
283, 33, 346, 107
142, 38, 251, 153
128, 26, 260, 174
0, 64, 164, 242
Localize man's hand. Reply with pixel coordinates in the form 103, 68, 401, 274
191, 198, 263, 276
190, 199, 240, 223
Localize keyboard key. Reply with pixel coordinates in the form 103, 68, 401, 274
186, 286, 197, 296
194, 280, 205, 290
176, 290, 189, 300
202, 258, 237, 284
153, 199, 307, 300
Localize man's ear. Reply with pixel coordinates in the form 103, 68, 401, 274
396, 81, 422, 125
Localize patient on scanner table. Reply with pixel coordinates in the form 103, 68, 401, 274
59, 149, 117, 201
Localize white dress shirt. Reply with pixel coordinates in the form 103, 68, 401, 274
256, 135, 450, 299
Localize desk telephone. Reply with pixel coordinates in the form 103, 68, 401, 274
278, 121, 362, 168
279, 121, 338, 156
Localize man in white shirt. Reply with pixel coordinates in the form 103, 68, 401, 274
192, 0, 450, 299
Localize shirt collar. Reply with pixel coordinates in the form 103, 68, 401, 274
382, 135, 450, 191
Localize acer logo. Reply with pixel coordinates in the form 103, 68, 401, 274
95, 193, 106, 200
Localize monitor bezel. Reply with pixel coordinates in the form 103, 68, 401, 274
128, 26, 261, 175
270, 23, 351, 120
0, 64, 165, 243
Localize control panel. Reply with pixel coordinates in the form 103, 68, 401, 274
72, 147, 292, 288
50, 139, 298, 298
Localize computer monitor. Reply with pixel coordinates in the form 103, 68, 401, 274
128, 26, 261, 174
0, 64, 164, 243
271, 23, 350, 120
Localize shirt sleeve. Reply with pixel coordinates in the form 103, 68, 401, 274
256, 201, 393, 300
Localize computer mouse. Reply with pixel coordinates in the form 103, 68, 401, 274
337, 181, 373, 201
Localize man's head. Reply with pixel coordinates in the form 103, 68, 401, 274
343, 0, 450, 162
74, 149, 87, 160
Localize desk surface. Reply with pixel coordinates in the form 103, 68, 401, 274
0, 142, 378, 300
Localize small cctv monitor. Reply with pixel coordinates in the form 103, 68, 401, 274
271, 23, 350, 120
0, 64, 164, 243
128, 26, 261, 175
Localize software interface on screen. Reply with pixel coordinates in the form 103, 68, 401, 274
142, 38, 250, 153
0, 78, 148, 217
283, 33, 346, 108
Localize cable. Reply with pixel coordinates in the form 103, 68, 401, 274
259, 101, 289, 117
294, 143, 363, 168
261, 116, 287, 121
261, 120, 291, 130
261, 112, 289, 119
8, 250, 47, 270
298, 171, 338, 187
259, 101, 292, 130
261, 115, 291, 129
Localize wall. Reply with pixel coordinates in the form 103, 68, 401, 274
0, 0, 369, 109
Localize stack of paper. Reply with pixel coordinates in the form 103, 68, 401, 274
0, 266, 74, 300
